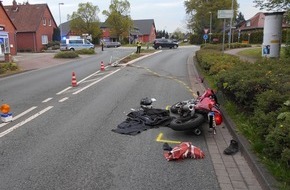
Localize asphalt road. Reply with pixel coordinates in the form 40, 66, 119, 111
0, 47, 220, 189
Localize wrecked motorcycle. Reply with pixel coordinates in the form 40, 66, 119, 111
168, 89, 223, 135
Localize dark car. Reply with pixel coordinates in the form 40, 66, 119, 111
153, 39, 178, 49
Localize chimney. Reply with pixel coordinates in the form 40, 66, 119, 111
12, 0, 18, 11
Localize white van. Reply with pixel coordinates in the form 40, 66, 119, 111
60, 39, 95, 51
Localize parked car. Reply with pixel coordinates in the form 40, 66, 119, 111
103, 41, 121, 48
153, 39, 178, 49
60, 39, 95, 51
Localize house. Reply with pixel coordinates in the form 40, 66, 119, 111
4, 0, 57, 52
237, 12, 289, 32
60, 20, 80, 39
0, 0, 17, 60
133, 19, 156, 43
60, 19, 156, 44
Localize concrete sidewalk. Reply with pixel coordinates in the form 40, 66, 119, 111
225, 47, 259, 63
188, 57, 266, 190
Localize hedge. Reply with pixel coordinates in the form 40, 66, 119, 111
196, 48, 290, 187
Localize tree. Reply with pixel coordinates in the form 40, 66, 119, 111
67, 2, 102, 40
102, 0, 133, 42
236, 12, 245, 24
253, 0, 290, 11
156, 30, 169, 38
184, 0, 238, 35
171, 28, 185, 40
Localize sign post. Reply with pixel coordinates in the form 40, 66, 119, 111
218, 10, 233, 53
203, 34, 208, 44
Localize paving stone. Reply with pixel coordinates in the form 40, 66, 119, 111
231, 180, 248, 189
219, 183, 234, 190
217, 175, 231, 183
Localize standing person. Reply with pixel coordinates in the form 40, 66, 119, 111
101, 41, 104, 51
136, 41, 141, 53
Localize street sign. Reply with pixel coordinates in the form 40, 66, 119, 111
204, 28, 209, 34
218, 10, 233, 19
203, 34, 208, 40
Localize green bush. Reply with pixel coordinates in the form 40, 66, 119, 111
54, 51, 79, 58
195, 46, 290, 187
264, 113, 290, 163
75, 48, 95, 55
196, 49, 240, 74
0, 62, 19, 74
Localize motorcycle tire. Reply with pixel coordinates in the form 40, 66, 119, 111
169, 113, 205, 131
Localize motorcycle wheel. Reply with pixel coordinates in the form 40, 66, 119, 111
169, 113, 205, 131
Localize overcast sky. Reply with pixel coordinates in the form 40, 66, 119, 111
2, 0, 262, 32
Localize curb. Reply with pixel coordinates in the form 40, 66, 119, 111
220, 108, 279, 190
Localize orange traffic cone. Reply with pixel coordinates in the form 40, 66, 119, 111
100, 61, 105, 71
71, 72, 78, 87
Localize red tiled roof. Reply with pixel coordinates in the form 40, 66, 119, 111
4, 3, 48, 32
0, 1, 17, 30
239, 12, 289, 31
250, 12, 265, 28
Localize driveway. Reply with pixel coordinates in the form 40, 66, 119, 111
13, 52, 91, 71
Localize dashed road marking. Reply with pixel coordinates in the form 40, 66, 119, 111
42, 97, 53, 103
59, 97, 69, 102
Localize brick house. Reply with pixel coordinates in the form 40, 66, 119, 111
4, 0, 57, 52
0, 0, 17, 58
60, 19, 156, 44
133, 19, 156, 43
237, 12, 289, 32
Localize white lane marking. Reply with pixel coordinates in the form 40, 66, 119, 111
56, 71, 101, 95
0, 106, 54, 138
0, 123, 7, 128
78, 70, 101, 83
73, 69, 121, 95
12, 106, 38, 121
42, 97, 53, 103
0, 106, 38, 129
59, 97, 69, 102
56, 87, 72, 95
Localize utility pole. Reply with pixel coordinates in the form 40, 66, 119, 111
209, 11, 212, 43
229, 0, 234, 48
59, 3, 64, 41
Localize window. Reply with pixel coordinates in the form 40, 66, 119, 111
41, 35, 48, 44
49, 19, 52, 26
246, 20, 251, 27
0, 32, 10, 54
43, 18, 46, 26
69, 40, 83, 44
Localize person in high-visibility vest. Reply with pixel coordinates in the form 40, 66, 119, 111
136, 41, 141, 53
